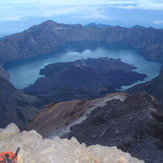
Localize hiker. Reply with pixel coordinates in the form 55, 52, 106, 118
0, 148, 20, 163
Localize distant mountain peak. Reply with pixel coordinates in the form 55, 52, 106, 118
132, 25, 145, 28
38, 19, 60, 29
41, 20, 58, 26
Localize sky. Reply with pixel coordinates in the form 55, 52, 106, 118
0, 0, 163, 35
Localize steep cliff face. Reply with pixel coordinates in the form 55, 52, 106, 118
0, 65, 9, 80
0, 77, 39, 128
25, 92, 163, 163
127, 73, 163, 103
0, 20, 163, 65
0, 123, 144, 163
0, 21, 65, 64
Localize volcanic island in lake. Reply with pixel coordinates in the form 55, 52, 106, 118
24, 57, 147, 103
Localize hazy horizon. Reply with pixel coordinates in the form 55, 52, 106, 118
0, 0, 163, 35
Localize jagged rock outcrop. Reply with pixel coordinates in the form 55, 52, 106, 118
25, 92, 163, 163
0, 123, 144, 163
0, 20, 163, 65
0, 76, 40, 129
23, 58, 146, 103
127, 73, 163, 103
0, 65, 9, 80
65, 92, 163, 163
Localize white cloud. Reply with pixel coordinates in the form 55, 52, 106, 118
72, 5, 112, 20
152, 20, 163, 25
0, 0, 136, 6
0, 0, 163, 23
30, 5, 106, 17
136, 2, 163, 10
1, 0, 162, 8
35, 7, 78, 17
78, 13, 111, 20
106, 0, 163, 10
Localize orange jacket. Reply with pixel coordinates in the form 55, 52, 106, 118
0, 151, 17, 163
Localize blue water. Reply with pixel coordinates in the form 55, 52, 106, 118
4, 42, 161, 89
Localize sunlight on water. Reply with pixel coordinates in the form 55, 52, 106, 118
4, 44, 161, 89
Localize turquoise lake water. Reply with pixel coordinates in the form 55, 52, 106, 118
4, 42, 161, 89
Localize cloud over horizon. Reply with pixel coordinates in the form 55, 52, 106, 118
0, 0, 162, 34
0, 0, 163, 20
152, 20, 163, 25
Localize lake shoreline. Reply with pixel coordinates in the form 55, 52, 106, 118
4, 41, 161, 90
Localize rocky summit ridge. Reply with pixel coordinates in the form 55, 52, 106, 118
25, 93, 127, 138
0, 123, 144, 163
25, 92, 163, 163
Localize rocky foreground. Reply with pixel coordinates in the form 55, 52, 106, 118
0, 123, 144, 163
25, 92, 163, 163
